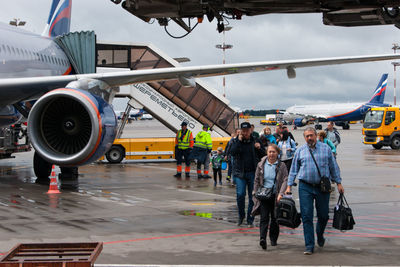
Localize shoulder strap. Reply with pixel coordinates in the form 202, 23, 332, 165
308, 147, 322, 178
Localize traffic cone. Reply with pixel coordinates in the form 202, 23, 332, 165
47, 165, 60, 194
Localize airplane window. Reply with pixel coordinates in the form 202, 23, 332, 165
6, 45, 11, 54
11, 47, 15, 54
40, 54, 44, 62
1, 45, 5, 53
16, 48, 20, 55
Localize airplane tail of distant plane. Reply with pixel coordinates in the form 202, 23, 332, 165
367, 73, 388, 104
42, 0, 72, 38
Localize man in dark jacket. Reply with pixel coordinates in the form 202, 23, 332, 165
230, 122, 266, 227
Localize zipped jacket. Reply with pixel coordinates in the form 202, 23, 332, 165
194, 130, 212, 150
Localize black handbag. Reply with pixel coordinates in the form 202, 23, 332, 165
255, 162, 280, 201
333, 193, 355, 231
308, 148, 332, 193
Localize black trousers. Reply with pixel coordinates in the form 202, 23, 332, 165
259, 196, 279, 242
176, 148, 191, 166
213, 168, 222, 182
283, 158, 293, 173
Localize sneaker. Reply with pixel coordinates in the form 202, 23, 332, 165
226, 176, 231, 182
173, 173, 182, 178
304, 249, 313, 255
202, 174, 211, 179
247, 222, 254, 228
185, 173, 190, 178
219, 181, 222, 185
270, 240, 277, 246
317, 236, 325, 247
197, 174, 203, 179
237, 217, 244, 226
259, 239, 266, 250
214, 182, 217, 187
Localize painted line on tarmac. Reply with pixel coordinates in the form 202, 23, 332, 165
177, 189, 235, 199
103, 227, 254, 245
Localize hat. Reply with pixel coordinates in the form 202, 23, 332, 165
181, 121, 187, 126
203, 123, 209, 129
240, 122, 251, 129
217, 147, 223, 151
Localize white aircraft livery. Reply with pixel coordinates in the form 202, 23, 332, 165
283, 74, 390, 129
1, 0, 399, 181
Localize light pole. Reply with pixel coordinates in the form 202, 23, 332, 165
392, 43, 400, 106
9, 18, 26, 27
215, 26, 233, 97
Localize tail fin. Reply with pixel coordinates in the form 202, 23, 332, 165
42, 0, 72, 38
368, 74, 388, 104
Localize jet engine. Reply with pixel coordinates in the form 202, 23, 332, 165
294, 117, 308, 127
28, 88, 117, 166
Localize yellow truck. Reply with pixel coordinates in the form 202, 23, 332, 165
104, 137, 230, 163
362, 107, 400, 149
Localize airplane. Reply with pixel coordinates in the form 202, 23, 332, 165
283, 74, 390, 130
1, 0, 400, 185
115, 109, 144, 120
110, 0, 400, 34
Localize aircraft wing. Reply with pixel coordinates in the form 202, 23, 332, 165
1, 54, 400, 91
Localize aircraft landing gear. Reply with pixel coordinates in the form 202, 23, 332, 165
33, 151, 79, 189
315, 124, 323, 130
59, 167, 79, 190
342, 122, 350, 130
33, 152, 51, 185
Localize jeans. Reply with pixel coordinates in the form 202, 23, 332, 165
298, 181, 330, 251
227, 157, 233, 177
259, 197, 279, 242
234, 172, 255, 224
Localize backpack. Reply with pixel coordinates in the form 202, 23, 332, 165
276, 196, 301, 228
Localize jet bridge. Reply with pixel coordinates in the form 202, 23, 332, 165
96, 42, 239, 137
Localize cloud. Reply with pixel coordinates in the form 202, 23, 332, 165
1, 0, 398, 110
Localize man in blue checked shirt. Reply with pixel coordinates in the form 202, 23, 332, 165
285, 127, 344, 255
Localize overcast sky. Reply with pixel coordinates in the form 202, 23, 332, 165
1, 0, 400, 110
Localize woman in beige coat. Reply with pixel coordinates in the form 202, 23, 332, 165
252, 144, 288, 250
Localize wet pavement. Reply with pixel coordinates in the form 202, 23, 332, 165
0, 121, 400, 265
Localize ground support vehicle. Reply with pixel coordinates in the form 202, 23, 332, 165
0, 124, 30, 159
362, 107, 400, 149
104, 137, 230, 163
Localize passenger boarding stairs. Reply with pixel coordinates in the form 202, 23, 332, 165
96, 42, 239, 137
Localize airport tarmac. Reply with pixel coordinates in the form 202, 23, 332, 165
0, 119, 400, 266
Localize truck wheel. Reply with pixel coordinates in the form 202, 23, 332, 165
390, 136, 400, 150
106, 145, 125, 163
33, 152, 52, 185
315, 125, 322, 130
372, 144, 382, 149
384, 7, 400, 18
342, 124, 350, 130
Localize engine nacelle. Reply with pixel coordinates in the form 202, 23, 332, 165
294, 117, 308, 127
28, 88, 117, 166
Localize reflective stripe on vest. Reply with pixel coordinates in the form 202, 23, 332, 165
177, 130, 192, 150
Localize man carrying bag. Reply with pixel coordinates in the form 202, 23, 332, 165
285, 127, 344, 255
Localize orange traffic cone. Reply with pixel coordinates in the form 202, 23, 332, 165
47, 165, 60, 194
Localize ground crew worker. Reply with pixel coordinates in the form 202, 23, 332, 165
174, 122, 194, 178
191, 124, 213, 179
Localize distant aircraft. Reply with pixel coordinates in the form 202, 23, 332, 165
110, 0, 400, 34
1, 0, 399, 183
283, 74, 390, 130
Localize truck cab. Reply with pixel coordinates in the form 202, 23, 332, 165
362, 107, 400, 149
